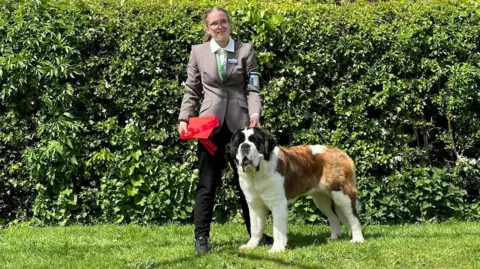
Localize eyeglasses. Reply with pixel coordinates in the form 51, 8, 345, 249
208, 19, 229, 29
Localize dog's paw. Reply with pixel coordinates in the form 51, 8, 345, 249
327, 234, 340, 240
239, 241, 259, 250
349, 238, 364, 243
239, 244, 253, 250
268, 244, 286, 254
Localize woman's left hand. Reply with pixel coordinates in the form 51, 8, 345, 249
249, 114, 260, 127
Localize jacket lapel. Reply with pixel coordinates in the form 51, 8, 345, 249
204, 42, 222, 85
224, 41, 242, 81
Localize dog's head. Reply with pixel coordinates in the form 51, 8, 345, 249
227, 127, 277, 172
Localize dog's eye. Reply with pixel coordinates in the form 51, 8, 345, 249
248, 137, 256, 143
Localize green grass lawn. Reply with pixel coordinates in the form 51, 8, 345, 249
1, 221, 479, 269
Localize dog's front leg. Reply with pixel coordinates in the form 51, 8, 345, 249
269, 200, 288, 253
240, 201, 267, 250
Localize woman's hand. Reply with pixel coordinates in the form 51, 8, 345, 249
178, 121, 189, 136
249, 114, 260, 127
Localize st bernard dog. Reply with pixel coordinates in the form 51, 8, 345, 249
227, 127, 364, 253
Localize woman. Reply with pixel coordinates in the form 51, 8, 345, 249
177, 7, 272, 254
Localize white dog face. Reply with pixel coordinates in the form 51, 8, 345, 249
236, 128, 262, 172
227, 127, 277, 172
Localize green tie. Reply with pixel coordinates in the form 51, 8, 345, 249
216, 48, 227, 80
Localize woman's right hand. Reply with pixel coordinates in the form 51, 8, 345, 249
178, 121, 189, 136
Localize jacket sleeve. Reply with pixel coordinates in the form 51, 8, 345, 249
244, 44, 262, 116
178, 46, 202, 121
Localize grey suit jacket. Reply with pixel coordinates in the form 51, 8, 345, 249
178, 41, 261, 133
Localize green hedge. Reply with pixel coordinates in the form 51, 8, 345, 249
1, 0, 479, 226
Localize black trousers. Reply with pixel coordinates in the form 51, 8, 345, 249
194, 122, 251, 238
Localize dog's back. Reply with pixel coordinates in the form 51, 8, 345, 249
276, 145, 356, 201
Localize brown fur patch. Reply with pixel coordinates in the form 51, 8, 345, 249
275, 146, 357, 205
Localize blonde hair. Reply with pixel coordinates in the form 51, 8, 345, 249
203, 7, 232, 42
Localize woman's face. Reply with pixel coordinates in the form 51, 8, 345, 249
205, 10, 231, 44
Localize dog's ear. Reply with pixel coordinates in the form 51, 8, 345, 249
226, 131, 239, 164
262, 129, 277, 161
225, 142, 235, 161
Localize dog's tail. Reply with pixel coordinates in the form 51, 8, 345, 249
353, 169, 362, 216
331, 198, 363, 216
355, 198, 363, 216
331, 191, 363, 221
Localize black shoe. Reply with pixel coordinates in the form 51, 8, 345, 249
260, 234, 274, 246
195, 236, 210, 254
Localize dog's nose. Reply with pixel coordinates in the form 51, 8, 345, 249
240, 143, 250, 155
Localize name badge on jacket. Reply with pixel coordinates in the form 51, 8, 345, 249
227, 58, 238, 64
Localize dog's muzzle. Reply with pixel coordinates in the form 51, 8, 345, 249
241, 156, 253, 170
241, 158, 260, 172
238, 143, 261, 172
240, 143, 250, 155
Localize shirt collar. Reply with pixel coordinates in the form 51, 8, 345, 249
210, 38, 235, 54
